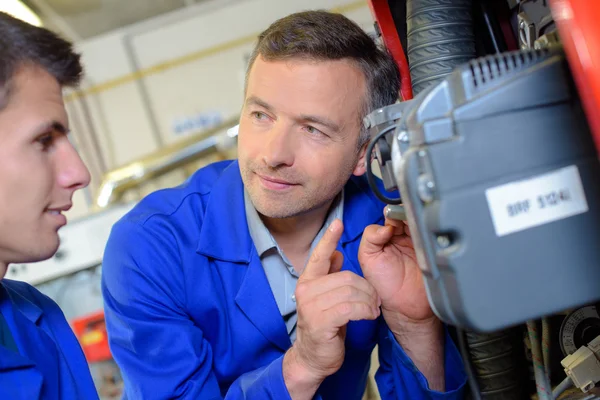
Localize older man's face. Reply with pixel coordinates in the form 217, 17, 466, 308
238, 56, 368, 219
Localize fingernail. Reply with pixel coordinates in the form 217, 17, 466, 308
329, 219, 341, 232
377, 226, 387, 234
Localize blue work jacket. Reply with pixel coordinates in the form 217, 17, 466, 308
102, 160, 466, 399
0, 279, 98, 399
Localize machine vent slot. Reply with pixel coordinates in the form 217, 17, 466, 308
467, 48, 552, 90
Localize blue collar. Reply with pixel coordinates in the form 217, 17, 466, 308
196, 160, 384, 263
1, 282, 43, 325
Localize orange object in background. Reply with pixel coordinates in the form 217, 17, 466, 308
72, 310, 112, 363
550, 0, 600, 156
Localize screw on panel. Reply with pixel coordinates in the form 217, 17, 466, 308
417, 175, 435, 203
436, 235, 451, 249
398, 130, 408, 142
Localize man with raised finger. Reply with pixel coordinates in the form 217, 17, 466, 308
102, 10, 467, 399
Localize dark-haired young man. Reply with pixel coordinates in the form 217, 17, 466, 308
0, 12, 98, 400
103, 10, 467, 399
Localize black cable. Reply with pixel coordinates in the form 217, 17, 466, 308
481, 3, 501, 54
457, 328, 483, 400
365, 127, 403, 205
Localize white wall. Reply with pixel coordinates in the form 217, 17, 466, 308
65, 0, 375, 220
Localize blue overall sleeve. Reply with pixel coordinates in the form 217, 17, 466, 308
375, 321, 467, 399
102, 220, 293, 400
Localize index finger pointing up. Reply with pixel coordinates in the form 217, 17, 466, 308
301, 219, 344, 279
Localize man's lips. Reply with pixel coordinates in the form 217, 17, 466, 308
45, 204, 71, 227
256, 173, 298, 190
46, 204, 72, 213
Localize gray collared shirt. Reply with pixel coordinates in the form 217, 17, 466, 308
244, 190, 344, 343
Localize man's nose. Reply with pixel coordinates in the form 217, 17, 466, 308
57, 139, 91, 191
262, 122, 295, 168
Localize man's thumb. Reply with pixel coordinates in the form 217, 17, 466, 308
361, 225, 394, 254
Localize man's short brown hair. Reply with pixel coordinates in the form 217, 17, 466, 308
0, 12, 83, 109
246, 10, 400, 147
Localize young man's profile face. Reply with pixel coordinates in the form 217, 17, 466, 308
0, 65, 90, 264
238, 56, 369, 219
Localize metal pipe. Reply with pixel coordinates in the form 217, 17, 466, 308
76, 90, 108, 174
64, 99, 97, 208
83, 78, 118, 168
95, 118, 238, 209
122, 33, 165, 148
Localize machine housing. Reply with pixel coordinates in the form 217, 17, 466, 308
371, 48, 600, 332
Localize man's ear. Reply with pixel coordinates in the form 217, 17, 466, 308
353, 141, 369, 176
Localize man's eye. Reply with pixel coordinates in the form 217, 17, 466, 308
305, 125, 323, 136
37, 133, 55, 150
252, 111, 268, 121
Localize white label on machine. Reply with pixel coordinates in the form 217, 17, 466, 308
485, 165, 588, 237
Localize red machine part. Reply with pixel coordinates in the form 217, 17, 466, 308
71, 310, 112, 363
550, 0, 600, 155
367, 0, 413, 101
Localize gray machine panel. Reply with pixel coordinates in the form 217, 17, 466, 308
393, 48, 600, 332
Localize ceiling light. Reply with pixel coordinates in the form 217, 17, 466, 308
0, 0, 42, 27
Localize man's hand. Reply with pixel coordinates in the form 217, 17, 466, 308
358, 217, 432, 322
358, 216, 446, 391
283, 219, 380, 400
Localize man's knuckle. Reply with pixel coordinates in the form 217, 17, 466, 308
309, 251, 322, 264
297, 318, 309, 331
298, 305, 313, 323
340, 271, 357, 284
356, 304, 370, 319
297, 302, 306, 314
295, 282, 309, 298
370, 294, 378, 305
337, 303, 352, 317
341, 285, 355, 299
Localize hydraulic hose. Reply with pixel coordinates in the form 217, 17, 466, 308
406, 0, 476, 95
466, 330, 527, 400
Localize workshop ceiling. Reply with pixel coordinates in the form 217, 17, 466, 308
24, 0, 208, 40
